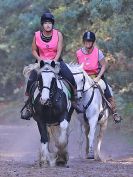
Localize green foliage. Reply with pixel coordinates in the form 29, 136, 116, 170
0, 58, 24, 99
0, 0, 132, 109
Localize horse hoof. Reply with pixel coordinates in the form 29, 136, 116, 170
66, 165, 69, 168
56, 156, 67, 166
95, 156, 102, 161
39, 161, 48, 167
86, 155, 95, 159
56, 160, 66, 166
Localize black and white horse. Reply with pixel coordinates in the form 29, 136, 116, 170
24, 60, 72, 167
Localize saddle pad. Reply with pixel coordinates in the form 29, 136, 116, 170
60, 79, 72, 99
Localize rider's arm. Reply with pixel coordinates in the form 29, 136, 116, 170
32, 36, 42, 61
94, 58, 107, 82
97, 58, 107, 79
53, 31, 63, 61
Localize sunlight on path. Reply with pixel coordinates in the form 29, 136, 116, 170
0, 120, 40, 163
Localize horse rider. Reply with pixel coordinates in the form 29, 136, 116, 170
21, 12, 83, 120
76, 31, 121, 123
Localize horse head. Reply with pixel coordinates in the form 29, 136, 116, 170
68, 63, 92, 99
38, 60, 60, 105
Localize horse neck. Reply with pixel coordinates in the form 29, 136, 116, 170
55, 76, 63, 89
83, 71, 94, 88
50, 78, 57, 92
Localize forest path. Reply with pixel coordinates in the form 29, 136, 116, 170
0, 101, 132, 177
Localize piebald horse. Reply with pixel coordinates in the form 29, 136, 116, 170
23, 60, 72, 167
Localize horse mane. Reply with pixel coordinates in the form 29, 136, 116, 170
23, 63, 40, 78
67, 62, 94, 85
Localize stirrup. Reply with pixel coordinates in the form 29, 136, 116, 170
21, 100, 33, 120
113, 113, 122, 123
21, 108, 32, 120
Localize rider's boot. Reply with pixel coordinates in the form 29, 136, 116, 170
21, 97, 33, 120
108, 97, 122, 123
21, 69, 37, 120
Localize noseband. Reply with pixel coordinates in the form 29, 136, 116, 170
73, 72, 86, 93
39, 70, 57, 106
41, 70, 55, 91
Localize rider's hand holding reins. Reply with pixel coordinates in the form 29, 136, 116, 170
93, 75, 101, 83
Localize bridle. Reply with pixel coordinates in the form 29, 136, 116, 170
41, 70, 55, 91
73, 71, 100, 111
39, 70, 57, 106
73, 71, 87, 93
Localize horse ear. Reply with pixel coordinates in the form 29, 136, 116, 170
40, 60, 44, 68
51, 61, 55, 68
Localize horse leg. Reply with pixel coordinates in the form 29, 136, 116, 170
56, 119, 69, 166
95, 119, 108, 161
77, 120, 84, 158
37, 122, 56, 167
83, 121, 90, 158
37, 122, 48, 166
77, 119, 89, 158
87, 118, 97, 159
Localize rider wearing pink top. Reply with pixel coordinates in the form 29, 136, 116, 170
76, 31, 121, 123
21, 12, 82, 120
76, 46, 99, 75
35, 29, 59, 60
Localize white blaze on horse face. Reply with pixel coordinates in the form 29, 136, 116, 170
74, 74, 84, 99
41, 72, 53, 104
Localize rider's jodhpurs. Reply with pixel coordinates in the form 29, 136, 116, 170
59, 59, 77, 89
26, 69, 38, 95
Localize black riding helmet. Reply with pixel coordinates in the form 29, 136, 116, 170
41, 12, 55, 25
83, 31, 96, 42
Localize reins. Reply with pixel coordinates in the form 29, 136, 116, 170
41, 70, 56, 91
73, 72, 86, 93
83, 82, 112, 111
83, 83, 96, 111
96, 84, 113, 110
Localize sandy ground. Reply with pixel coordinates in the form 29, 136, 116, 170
0, 101, 133, 177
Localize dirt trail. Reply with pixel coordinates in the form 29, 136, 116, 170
0, 101, 133, 177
